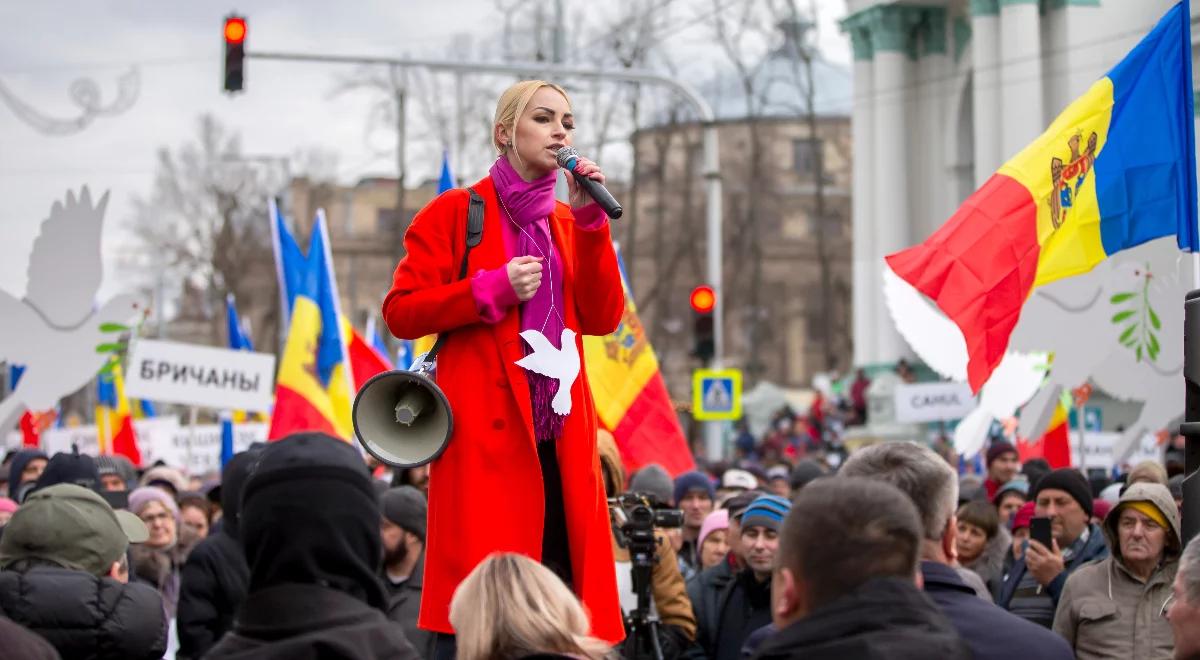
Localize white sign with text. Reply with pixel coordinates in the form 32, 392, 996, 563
6, 418, 267, 477
893, 382, 976, 423
124, 339, 275, 411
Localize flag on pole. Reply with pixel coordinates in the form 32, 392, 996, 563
1017, 402, 1072, 469
347, 318, 393, 392
224, 293, 264, 425
268, 210, 355, 440
886, 2, 1198, 392
225, 293, 255, 351
438, 150, 455, 194
219, 411, 235, 468
584, 248, 694, 477
365, 316, 393, 367
395, 340, 414, 370
96, 361, 143, 466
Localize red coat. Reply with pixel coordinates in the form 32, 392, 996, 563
382, 176, 626, 643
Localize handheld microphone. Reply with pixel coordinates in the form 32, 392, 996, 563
556, 146, 623, 219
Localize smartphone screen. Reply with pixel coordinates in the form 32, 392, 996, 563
1030, 516, 1053, 550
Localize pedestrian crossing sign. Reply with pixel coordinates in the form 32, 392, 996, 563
692, 368, 742, 421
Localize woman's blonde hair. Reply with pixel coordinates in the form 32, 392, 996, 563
449, 552, 611, 660
493, 80, 571, 156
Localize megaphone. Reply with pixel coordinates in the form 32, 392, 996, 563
352, 359, 453, 468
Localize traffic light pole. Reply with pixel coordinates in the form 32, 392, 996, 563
246, 49, 729, 458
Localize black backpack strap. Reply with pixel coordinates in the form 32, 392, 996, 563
422, 188, 485, 366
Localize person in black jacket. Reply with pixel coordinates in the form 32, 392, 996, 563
687, 489, 761, 658
205, 432, 419, 659
176, 448, 259, 660
0, 483, 166, 660
839, 442, 1073, 660
754, 478, 969, 660
379, 485, 435, 659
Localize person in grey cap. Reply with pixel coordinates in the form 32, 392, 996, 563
629, 464, 674, 506
380, 485, 434, 660
94, 454, 137, 492
0, 483, 166, 660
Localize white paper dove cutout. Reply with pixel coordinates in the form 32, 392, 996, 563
515, 328, 580, 416
883, 266, 1047, 456
884, 236, 1185, 464
0, 187, 144, 432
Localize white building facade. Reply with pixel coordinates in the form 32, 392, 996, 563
840, 0, 1199, 367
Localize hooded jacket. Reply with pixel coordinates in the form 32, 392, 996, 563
1052, 482, 1180, 660
752, 577, 970, 660
598, 431, 697, 644
176, 449, 258, 660
205, 433, 417, 660
7, 450, 47, 502
0, 566, 166, 660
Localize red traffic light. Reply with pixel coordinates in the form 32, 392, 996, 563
690, 285, 715, 314
224, 17, 247, 44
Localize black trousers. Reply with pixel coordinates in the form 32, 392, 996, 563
538, 439, 574, 590
434, 441, 574, 660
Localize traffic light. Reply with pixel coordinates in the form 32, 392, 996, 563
223, 15, 246, 93
690, 285, 715, 362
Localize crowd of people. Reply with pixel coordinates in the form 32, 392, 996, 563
0, 426, 1191, 659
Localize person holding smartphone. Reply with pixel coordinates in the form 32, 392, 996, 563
997, 469, 1110, 627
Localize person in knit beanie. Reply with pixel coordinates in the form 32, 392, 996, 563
379, 486, 434, 659
697, 509, 730, 571
629, 464, 674, 506
997, 468, 1110, 627
672, 470, 715, 579
204, 432, 417, 659
95, 455, 138, 492
984, 441, 1020, 500
128, 485, 185, 617
692, 493, 790, 660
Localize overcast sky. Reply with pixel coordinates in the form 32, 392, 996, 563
0, 0, 851, 303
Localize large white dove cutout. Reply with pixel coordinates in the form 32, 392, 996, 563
515, 328, 580, 416
883, 236, 1185, 463
883, 266, 1048, 458
0, 187, 144, 433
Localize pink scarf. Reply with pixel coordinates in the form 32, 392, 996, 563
490, 157, 566, 441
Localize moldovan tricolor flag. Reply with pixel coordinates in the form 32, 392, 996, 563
1017, 402, 1072, 469
268, 203, 354, 440
584, 250, 693, 477
96, 361, 143, 467
887, 2, 1198, 392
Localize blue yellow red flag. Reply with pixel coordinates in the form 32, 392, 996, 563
583, 247, 693, 476
888, 1, 1198, 391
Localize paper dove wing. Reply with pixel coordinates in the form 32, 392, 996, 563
25, 187, 110, 327
515, 328, 580, 416
882, 265, 968, 381
0, 290, 39, 366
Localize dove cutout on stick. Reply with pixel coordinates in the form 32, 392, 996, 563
515, 328, 580, 416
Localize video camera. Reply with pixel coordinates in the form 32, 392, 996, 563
608, 492, 683, 548
607, 493, 683, 660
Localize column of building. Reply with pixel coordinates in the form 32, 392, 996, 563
841, 4, 948, 367
971, 0, 1003, 184
999, 0, 1044, 155
915, 8, 949, 240
844, 22, 876, 367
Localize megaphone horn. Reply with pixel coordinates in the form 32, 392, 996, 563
352, 364, 453, 468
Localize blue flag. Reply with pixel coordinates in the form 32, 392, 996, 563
220, 412, 235, 468
225, 294, 254, 351
438, 151, 455, 194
